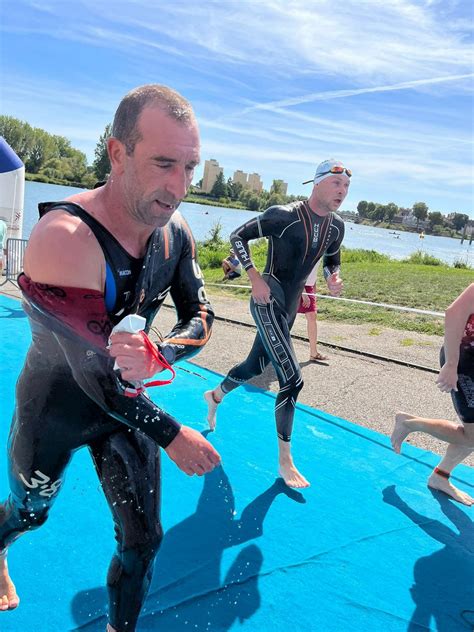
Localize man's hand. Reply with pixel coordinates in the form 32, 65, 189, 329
165, 425, 221, 476
301, 292, 311, 308
248, 268, 271, 304
109, 332, 163, 382
436, 363, 458, 393
327, 272, 343, 297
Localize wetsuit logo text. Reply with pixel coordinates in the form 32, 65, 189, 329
19, 470, 62, 498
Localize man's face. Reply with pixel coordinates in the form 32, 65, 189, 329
121, 107, 200, 227
313, 174, 350, 214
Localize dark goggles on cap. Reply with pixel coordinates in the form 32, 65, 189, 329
302, 165, 352, 185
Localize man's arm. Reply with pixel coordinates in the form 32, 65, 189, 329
437, 283, 474, 393
160, 224, 214, 363
322, 217, 345, 297
230, 205, 291, 303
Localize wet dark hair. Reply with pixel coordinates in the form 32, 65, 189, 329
112, 84, 195, 155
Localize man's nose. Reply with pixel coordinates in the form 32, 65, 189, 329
165, 168, 188, 201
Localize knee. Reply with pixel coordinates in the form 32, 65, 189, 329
122, 524, 164, 563
291, 375, 304, 395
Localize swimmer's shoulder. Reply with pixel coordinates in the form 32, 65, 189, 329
25, 194, 104, 289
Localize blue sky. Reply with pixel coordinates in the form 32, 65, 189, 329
1, 0, 473, 216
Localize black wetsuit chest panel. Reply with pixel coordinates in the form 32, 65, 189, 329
39, 202, 144, 319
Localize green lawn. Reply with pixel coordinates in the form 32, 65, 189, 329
198, 242, 472, 336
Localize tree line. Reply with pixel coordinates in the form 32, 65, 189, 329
0, 115, 111, 188
357, 200, 469, 233
1, 116, 471, 230
194, 171, 305, 211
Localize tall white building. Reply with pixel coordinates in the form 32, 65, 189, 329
233, 170, 248, 187
248, 172, 263, 193
202, 159, 223, 193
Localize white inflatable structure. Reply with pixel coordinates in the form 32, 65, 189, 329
0, 136, 25, 241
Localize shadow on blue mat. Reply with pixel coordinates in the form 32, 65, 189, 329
383, 485, 474, 632
0, 304, 26, 319
71, 465, 304, 631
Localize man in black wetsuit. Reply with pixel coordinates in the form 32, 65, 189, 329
0, 85, 220, 631
205, 159, 351, 488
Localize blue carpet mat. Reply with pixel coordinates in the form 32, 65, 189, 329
0, 294, 473, 632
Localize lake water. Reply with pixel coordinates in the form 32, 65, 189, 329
21, 181, 474, 266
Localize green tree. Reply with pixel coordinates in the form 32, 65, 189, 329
270, 179, 286, 196
384, 202, 399, 222
93, 123, 112, 181
247, 195, 260, 211
52, 134, 74, 158
267, 193, 284, 207
451, 212, 469, 232
26, 128, 57, 173
210, 171, 228, 198
428, 211, 443, 229
357, 200, 368, 218
0, 115, 34, 162
366, 202, 376, 218
412, 202, 428, 228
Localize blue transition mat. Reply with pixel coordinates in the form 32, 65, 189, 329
0, 294, 473, 631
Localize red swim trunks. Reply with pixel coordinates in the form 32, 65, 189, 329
297, 286, 317, 314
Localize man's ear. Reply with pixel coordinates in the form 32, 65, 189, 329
107, 137, 127, 175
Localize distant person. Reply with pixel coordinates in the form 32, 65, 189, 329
298, 259, 328, 363
205, 159, 350, 488
221, 248, 242, 281
391, 283, 474, 506
0, 217, 7, 274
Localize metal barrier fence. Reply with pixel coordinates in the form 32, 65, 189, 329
0, 238, 28, 287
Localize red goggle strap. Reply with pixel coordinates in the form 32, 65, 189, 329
140, 331, 176, 387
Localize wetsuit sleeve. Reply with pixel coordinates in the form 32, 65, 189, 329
19, 277, 180, 448
230, 205, 294, 271
322, 214, 345, 279
159, 224, 214, 364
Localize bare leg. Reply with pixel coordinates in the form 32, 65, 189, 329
204, 385, 225, 431
0, 553, 19, 611
306, 313, 327, 361
107, 625, 117, 632
278, 439, 310, 489
391, 412, 474, 453
428, 444, 474, 506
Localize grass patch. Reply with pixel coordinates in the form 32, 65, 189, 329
368, 327, 382, 336
400, 338, 415, 347
198, 244, 471, 335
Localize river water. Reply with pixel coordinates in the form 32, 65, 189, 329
21, 181, 474, 266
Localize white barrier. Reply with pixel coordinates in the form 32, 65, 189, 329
205, 282, 444, 317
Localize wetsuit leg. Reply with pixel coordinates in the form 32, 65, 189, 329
221, 298, 303, 441
220, 332, 270, 394
90, 429, 162, 632
0, 413, 73, 550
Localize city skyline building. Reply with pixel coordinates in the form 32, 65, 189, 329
232, 169, 248, 187
201, 158, 223, 193
247, 172, 263, 193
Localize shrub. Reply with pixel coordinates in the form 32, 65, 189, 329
341, 248, 392, 263
403, 251, 444, 266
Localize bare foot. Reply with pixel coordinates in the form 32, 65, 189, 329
428, 472, 474, 506
204, 390, 221, 431
0, 557, 19, 611
278, 463, 310, 489
391, 412, 415, 454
